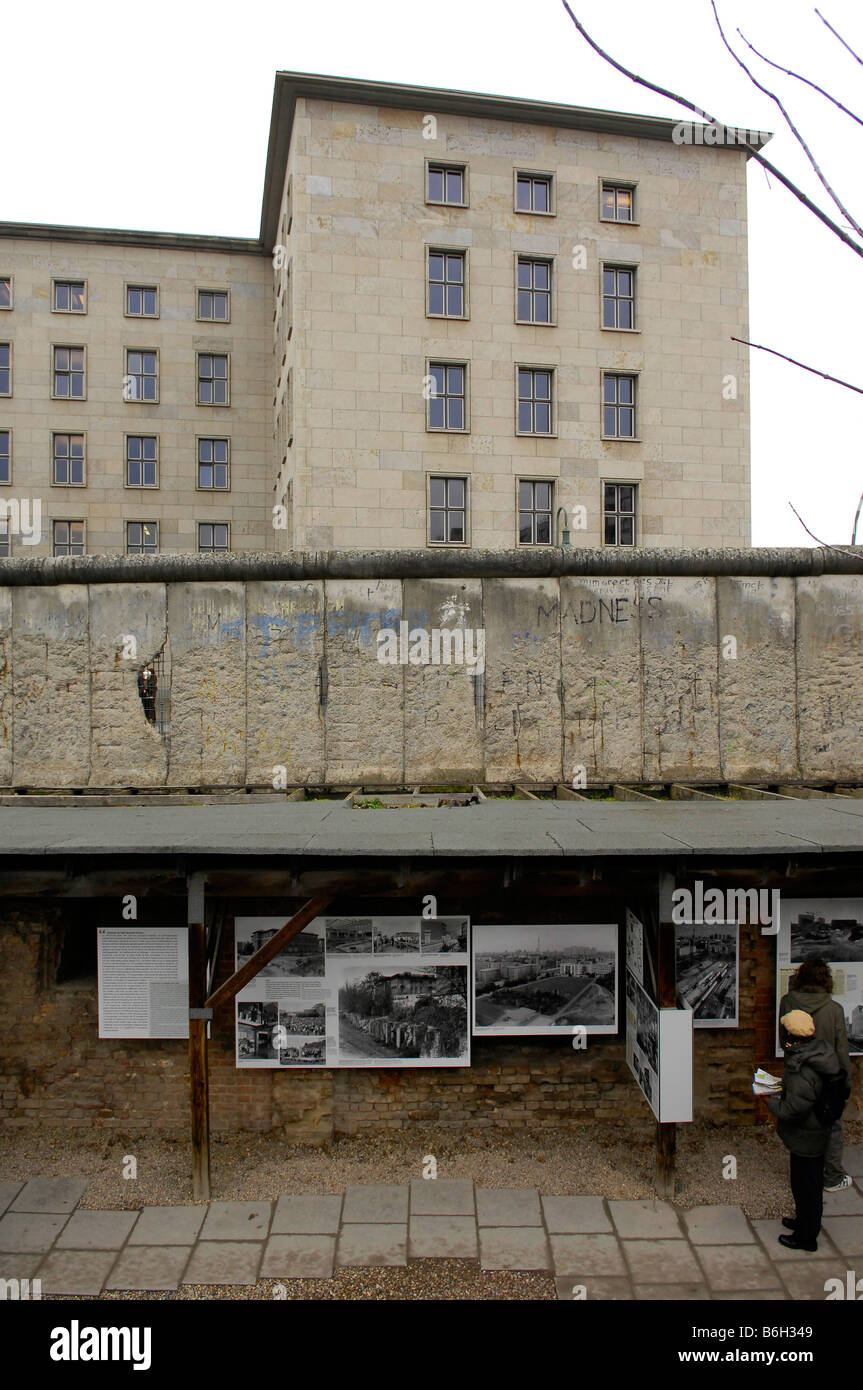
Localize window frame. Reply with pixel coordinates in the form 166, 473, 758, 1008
514, 169, 556, 216
196, 288, 231, 324
196, 351, 231, 407
516, 477, 555, 547
0, 428, 11, 486
124, 283, 160, 319
598, 179, 639, 225
514, 254, 555, 326
0, 517, 11, 558
124, 433, 160, 489
125, 520, 160, 555
51, 279, 87, 314
51, 431, 87, 488
52, 519, 86, 557
51, 344, 87, 401
124, 347, 160, 405
514, 364, 556, 438
197, 521, 231, 553
601, 371, 639, 441
0, 276, 12, 311
0, 340, 11, 397
196, 435, 231, 492
425, 360, 470, 434
426, 472, 470, 548
424, 160, 469, 208
601, 263, 638, 332
425, 246, 469, 321
602, 479, 639, 548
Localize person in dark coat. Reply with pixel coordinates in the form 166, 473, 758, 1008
768, 1008, 841, 1252
779, 957, 852, 1192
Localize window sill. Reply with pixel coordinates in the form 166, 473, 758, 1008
601, 436, 641, 443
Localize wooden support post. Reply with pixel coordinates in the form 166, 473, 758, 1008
188, 873, 211, 1201
655, 874, 677, 1198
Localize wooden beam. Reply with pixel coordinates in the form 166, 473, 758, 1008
188, 872, 210, 1202
206, 893, 333, 1011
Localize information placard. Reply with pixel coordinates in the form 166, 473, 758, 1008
472, 923, 618, 1036
776, 898, 863, 1057
97, 927, 188, 1039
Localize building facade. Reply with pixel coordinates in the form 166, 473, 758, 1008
0, 72, 758, 557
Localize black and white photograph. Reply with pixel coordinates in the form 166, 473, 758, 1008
472, 923, 618, 1035
236, 1001, 279, 1062
421, 918, 469, 954
325, 917, 374, 954
636, 986, 659, 1072
778, 899, 863, 1057
338, 964, 469, 1065
234, 917, 325, 978
373, 918, 420, 954
279, 1033, 326, 1067
674, 923, 739, 1027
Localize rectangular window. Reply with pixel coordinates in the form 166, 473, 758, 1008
427, 250, 465, 318
53, 520, 85, 556
427, 363, 466, 431
517, 367, 553, 435
198, 522, 230, 553
426, 163, 467, 206
603, 373, 637, 438
197, 289, 229, 322
126, 435, 158, 487
518, 480, 553, 546
126, 521, 159, 555
0, 430, 9, 484
198, 353, 229, 405
428, 476, 467, 544
198, 438, 229, 489
0, 278, 11, 310
126, 285, 158, 317
285, 177, 292, 236
53, 280, 86, 313
516, 258, 552, 324
125, 350, 158, 403
516, 172, 553, 214
285, 260, 293, 339
602, 266, 636, 329
52, 433, 85, 486
604, 482, 637, 546
600, 182, 635, 223
0, 343, 10, 395
0, 519, 9, 558
53, 346, 85, 398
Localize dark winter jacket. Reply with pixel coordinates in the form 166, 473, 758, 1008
767, 1037, 841, 1156
778, 988, 851, 1075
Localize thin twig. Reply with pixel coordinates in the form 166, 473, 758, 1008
712, 2, 863, 240
730, 337, 863, 394
788, 502, 863, 561
737, 28, 863, 129
815, 8, 863, 67
559, 1, 863, 260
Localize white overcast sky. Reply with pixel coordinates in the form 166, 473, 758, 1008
4, 0, 862, 547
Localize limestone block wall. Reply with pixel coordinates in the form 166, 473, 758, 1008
1, 558, 862, 786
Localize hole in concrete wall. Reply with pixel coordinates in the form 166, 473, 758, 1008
138, 646, 170, 735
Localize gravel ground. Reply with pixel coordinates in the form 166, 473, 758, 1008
3, 1119, 859, 1219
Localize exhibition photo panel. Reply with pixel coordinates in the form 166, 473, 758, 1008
777, 898, 863, 1057
471, 923, 618, 1036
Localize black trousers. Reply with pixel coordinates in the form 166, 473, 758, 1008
789, 1153, 824, 1243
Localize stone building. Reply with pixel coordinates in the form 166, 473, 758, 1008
0, 72, 759, 557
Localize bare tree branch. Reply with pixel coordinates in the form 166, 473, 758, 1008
711, 2, 863, 240
730, 337, 863, 394
853, 493, 863, 545
788, 502, 863, 561
559, 1, 863, 260
737, 28, 863, 129
815, 8, 863, 67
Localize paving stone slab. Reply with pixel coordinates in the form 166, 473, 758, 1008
10, 1179, 87, 1214
635, 1283, 711, 1300
260, 1235, 336, 1279
822, 1185, 863, 1216
272, 1194, 343, 1235
622, 1239, 704, 1286
821, 1216, 863, 1256
541, 1196, 611, 1234
683, 1205, 755, 1245
752, 1219, 838, 1260
183, 1241, 262, 1286
336, 1224, 407, 1267
842, 1147, 863, 1177
479, 1227, 551, 1272
696, 1242, 783, 1292
342, 1186, 409, 1224
549, 1233, 627, 1278
199, 1202, 272, 1241
56, 1209, 139, 1250
608, 1199, 683, 1239
556, 1276, 633, 1300
0, 1252, 43, 1280
129, 1205, 206, 1246
409, 1179, 475, 1217
0, 1213, 68, 1253
0, 1183, 23, 1218
409, 1216, 478, 1259
779, 1259, 852, 1300
476, 1188, 542, 1228
105, 1246, 191, 1291
38, 1249, 117, 1296
721, 1288, 788, 1300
